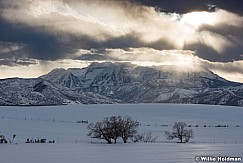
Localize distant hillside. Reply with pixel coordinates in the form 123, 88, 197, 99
0, 78, 117, 105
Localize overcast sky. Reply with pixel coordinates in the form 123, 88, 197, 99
0, 0, 243, 82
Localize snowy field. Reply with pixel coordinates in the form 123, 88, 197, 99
0, 104, 243, 163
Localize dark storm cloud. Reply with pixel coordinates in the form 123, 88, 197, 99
0, 17, 137, 62
185, 41, 243, 63
0, 0, 243, 64
0, 13, 177, 62
137, 0, 243, 15
72, 33, 180, 62
186, 22, 243, 62
0, 18, 79, 61
0, 0, 147, 62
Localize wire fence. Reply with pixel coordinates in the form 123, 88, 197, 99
1, 115, 241, 128
1, 115, 86, 124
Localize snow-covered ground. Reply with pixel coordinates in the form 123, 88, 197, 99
0, 104, 243, 163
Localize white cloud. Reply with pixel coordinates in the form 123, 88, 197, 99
181, 9, 243, 29
104, 48, 202, 69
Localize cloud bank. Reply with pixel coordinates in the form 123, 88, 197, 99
0, 0, 242, 82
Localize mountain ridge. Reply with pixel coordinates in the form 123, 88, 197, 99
1, 62, 243, 106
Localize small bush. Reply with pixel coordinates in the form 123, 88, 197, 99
132, 132, 157, 143
0, 134, 8, 144
215, 125, 227, 127
0, 134, 16, 144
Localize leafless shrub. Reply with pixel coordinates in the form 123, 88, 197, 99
132, 132, 157, 143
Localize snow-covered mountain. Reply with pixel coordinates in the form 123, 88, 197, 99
1, 62, 243, 106
40, 62, 243, 106
0, 78, 117, 105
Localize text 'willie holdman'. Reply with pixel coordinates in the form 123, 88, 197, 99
195, 156, 242, 162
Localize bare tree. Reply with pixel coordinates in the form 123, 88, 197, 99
107, 116, 122, 143
120, 116, 139, 143
165, 122, 193, 143
87, 116, 139, 144
87, 121, 113, 144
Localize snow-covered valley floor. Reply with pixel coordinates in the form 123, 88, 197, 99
0, 104, 243, 163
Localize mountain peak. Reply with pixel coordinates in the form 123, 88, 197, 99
38, 62, 243, 106
1, 62, 242, 106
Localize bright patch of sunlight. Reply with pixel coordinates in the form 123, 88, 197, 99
181, 11, 217, 28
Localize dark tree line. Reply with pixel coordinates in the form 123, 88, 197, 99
87, 118, 194, 144
87, 116, 139, 144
